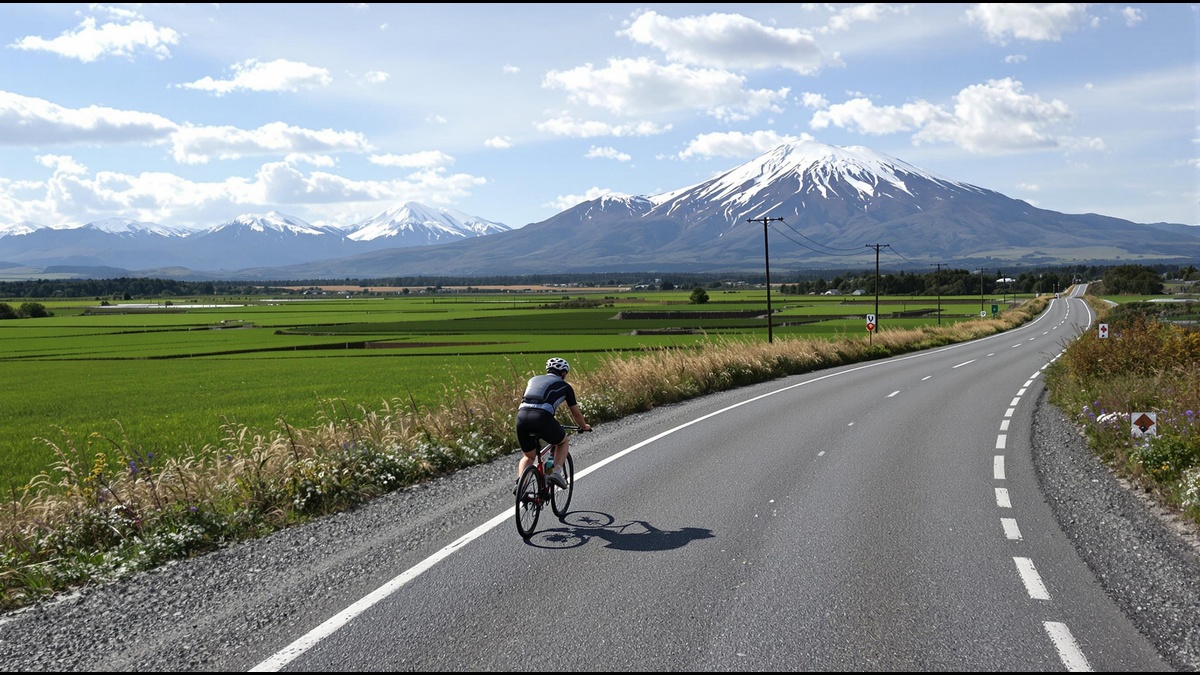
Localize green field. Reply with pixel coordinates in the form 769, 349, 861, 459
0, 287, 1020, 486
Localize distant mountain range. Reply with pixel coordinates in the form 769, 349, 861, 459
2, 141, 1197, 281
0, 203, 510, 278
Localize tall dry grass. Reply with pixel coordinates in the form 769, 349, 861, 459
0, 298, 1044, 611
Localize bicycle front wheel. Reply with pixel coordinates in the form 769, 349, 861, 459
515, 464, 542, 539
550, 453, 574, 518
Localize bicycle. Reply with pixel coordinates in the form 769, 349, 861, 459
515, 424, 587, 539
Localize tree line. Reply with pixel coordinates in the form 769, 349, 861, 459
0, 263, 1193, 303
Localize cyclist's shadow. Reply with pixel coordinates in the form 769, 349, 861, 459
533, 512, 713, 551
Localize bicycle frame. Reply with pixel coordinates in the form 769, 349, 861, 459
515, 424, 580, 538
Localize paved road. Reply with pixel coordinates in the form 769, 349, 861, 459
3, 290, 1198, 671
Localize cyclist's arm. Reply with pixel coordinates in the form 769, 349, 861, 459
568, 403, 591, 432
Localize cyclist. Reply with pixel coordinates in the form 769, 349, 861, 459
515, 357, 591, 490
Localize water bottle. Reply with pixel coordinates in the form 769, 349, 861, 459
544, 452, 554, 472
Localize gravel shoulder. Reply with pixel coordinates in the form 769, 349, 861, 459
1031, 390, 1200, 671
1, 391, 1198, 671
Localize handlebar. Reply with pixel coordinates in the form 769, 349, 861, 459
562, 424, 592, 432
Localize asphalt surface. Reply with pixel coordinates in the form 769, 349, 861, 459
0, 390, 1198, 672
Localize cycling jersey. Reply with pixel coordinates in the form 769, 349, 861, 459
518, 373, 576, 413
515, 373, 577, 453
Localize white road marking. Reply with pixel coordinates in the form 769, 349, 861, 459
1044, 621, 1093, 672
249, 306, 1070, 671
1001, 517, 1022, 540
1014, 557, 1050, 600
995, 487, 1011, 508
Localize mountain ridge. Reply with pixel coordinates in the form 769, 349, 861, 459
1, 141, 1196, 280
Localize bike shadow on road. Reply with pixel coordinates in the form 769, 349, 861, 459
526, 511, 714, 551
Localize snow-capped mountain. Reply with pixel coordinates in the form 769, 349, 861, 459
2, 141, 1197, 280
0, 204, 510, 274
344, 203, 510, 245
81, 218, 194, 238
259, 139, 1200, 279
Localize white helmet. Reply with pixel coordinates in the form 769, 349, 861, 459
546, 357, 570, 374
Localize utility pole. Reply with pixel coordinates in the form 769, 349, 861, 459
933, 263, 945, 326
979, 268, 986, 315
747, 216, 784, 343
865, 244, 889, 335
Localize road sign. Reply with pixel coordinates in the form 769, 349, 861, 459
1132, 412, 1157, 437
980, 310, 986, 317
866, 314, 876, 324
1099, 323, 1109, 339
866, 322, 875, 332
991, 304, 998, 316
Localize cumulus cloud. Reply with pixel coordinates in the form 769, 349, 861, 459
585, 146, 632, 162
543, 57, 787, 121
176, 58, 333, 96
0, 155, 488, 230
169, 121, 372, 164
0, 91, 377, 166
821, 3, 911, 34
369, 150, 454, 169
7, 8, 178, 62
0, 91, 178, 146
1121, 6, 1145, 27
484, 136, 513, 149
965, 4, 1095, 44
619, 10, 825, 75
535, 114, 670, 138
545, 186, 622, 212
810, 78, 1104, 155
674, 130, 810, 160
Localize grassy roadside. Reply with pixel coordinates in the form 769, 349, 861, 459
1044, 295, 1200, 532
3, 291, 1193, 612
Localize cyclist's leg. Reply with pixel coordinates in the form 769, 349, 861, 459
552, 436, 569, 470
517, 449, 537, 479
514, 409, 543, 480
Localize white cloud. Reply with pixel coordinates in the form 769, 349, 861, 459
7, 10, 178, 62
811, 97, 947, 136
369, 150, 454, 169
169, 122, 372, 164
0, 91, 376, 167
546, 186, 619, 212
535, 114, 670, 138
543, 57, 787, 121
965, 4, 1094, 44
0, 155, 488, 230
675, 130, 810, 160
585, 146, 632, 162
362, 70, 390, 84
821, 4, 911, 34
176, 59, 333, 96
1121, 6, 1145, 27
619, 10, 825, 75
0, 91, 178, 146
484, 136, 513, 149
811, 78, 1105, 155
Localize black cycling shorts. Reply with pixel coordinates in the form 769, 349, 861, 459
515, 408, 565, 453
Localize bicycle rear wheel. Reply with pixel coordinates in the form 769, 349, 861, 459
550, 453, 574, 518
515, 464, 542, 539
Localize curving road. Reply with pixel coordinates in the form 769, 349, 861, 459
2, 288, 1193, 672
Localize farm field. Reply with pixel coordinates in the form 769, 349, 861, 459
0, 286, 1020, 486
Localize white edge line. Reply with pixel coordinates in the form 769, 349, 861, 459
250, 308, 1070, 671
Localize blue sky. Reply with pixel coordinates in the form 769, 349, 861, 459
0, 3, 1196, 233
